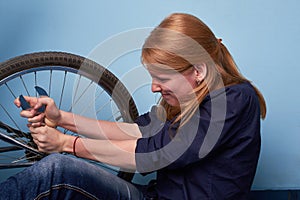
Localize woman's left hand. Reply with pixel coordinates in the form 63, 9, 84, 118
28, 125, 67, 154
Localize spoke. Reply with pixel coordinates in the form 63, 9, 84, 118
115, 114, 123, 122
34, 71, 37, 97
49, 69, 53, 96
59, 71, 68, 109
12, 153, 40, 164
0, 130, 43, 156
96, 99, 112, 114
20, 76, 30, 96
68, 75, 82, 112
5, 83, 16, 99
68, 80, 94, 112
0, 121, 31, 140
106, 110, 121, 121
0, 153, 22, 161
0, 146, 22, 153
72, 75, 82, 108
0, 162, 35, 169
79, 88, 106, 116
0, 104, 25, 138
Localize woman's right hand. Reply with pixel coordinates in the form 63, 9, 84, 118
14, 96, 61, 128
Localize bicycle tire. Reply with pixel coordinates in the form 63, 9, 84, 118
0, 51, 139, 182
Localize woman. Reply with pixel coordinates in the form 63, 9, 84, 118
0, 13, 266, 200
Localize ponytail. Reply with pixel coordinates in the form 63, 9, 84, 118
218, 42, 267, 119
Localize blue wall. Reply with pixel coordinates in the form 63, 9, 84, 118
1, 0, 300, 191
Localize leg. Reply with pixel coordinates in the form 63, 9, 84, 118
0, 154, 143, 200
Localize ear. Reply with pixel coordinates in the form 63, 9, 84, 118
193, 63, 207, 81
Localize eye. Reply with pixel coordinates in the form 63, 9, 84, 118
158, 77, 169, 83
152, 76, 169, 83
150, 72, 172, 84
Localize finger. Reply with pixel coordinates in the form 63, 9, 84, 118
33, 138, 39, 145
30, 126, 48, 136
30, 131, 38, 141
20, 96, 39, 107
37, 146, 46, 153
32, 139, 44, 152
27, 123, 42, 129
30, 130, 42, 144
29, 126, 37, 134
28, 122, 46, 128
33, 101, 44, 111
29, 125, 43, 134
33, 97, 52, 110
14, 97, 21, 108
45, 118, 57, 128
20, 109, 39, 118
28, 113, 45, 123
31, 132, 38, 144
31, 97, 54, 114
15, 96, 40, 110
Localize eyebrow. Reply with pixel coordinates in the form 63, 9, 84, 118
150, 73, 171, 80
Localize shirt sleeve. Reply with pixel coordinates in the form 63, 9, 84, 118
135, 83, 261, 173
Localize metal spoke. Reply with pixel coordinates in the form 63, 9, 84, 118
78, 87, 106, 116
74, 80, 94, 106
69, 75, 82, 111
49, 69, 53, 96
0, 104, 25, 139
96, 99, 112, 115
20, 76, 30, 96
34, 71, 37, 96
0, 153, 21, 161
5, 83, 16, 99
106, 110, 121, 122
59, 71, 68, 109
68, 80, 94, 112
12, 153, 40, 164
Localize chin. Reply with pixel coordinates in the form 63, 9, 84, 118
165, 99, 180, 107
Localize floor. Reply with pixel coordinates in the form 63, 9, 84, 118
249, 190, 300, 200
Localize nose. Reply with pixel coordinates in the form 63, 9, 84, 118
151, 81, 162, 93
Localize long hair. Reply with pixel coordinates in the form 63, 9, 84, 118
141, 13, 266, 125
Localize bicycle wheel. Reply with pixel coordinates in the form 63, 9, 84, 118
0, 51, 138, 181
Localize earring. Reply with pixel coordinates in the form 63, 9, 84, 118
196, 79, 201, 85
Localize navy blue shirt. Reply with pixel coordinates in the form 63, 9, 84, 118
135, 82, 261, 200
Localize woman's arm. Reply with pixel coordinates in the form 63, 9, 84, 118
29, 125, 138, 169
15, 96, 142, 140
69, 137, 138, 169
58, 110, 142, 140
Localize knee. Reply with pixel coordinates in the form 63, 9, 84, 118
3, 154, 73, 187
39, 153, 66, 166
36, 153, 71, 174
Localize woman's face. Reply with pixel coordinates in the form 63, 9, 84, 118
148, 68, 198, 107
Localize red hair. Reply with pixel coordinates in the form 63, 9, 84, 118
142, 13, 266, 122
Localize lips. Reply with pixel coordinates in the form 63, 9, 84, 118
161, 92, 180, 106
161, 90, 172, 95
162, 93, 173, 100
162, 92, 171, 96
